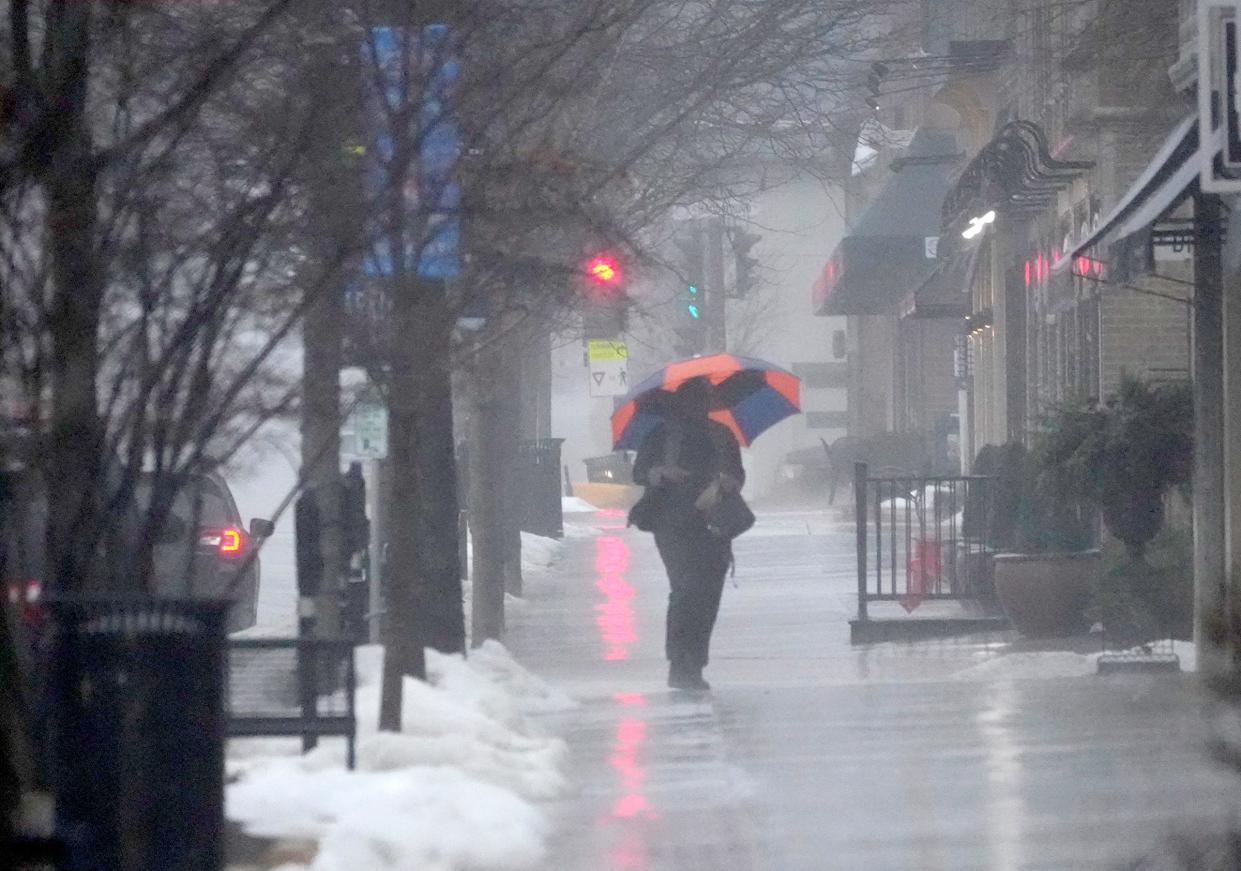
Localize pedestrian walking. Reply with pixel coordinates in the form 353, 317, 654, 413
630, 378, 745, 691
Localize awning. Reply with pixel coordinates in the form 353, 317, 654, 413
1057, 115, 1206, 273
941, 120, 1093, 234
813, 129, 962, 316
900, 243, 981, 319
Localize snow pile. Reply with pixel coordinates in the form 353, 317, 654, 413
520, 531, 564, 575
950, 642, 1198, 682
227, 641, 575, 871
562, 496, 599, 513
1104, 640, 1197, 672
464, 531, 564, 579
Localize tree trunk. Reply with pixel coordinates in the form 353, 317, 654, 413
410, 285, 465, 654
43, 2, 112, 594
378, 278, 465, 728
467, 339, 506, 645
378, 277, 426, 731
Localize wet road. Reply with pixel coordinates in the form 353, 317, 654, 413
504, 508, 1240, 870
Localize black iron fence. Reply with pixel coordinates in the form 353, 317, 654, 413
854, 463, 999, 623
226, 638, 357, 769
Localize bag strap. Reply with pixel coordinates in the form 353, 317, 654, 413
704, 421, 736, 478
663, 422, 683, 468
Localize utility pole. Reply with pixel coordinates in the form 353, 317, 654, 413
1194, 191, 1227, 673
498, 330, 525, 598
467, 331, 508, 644
299, 23, 358, 641
704, 217, 727, 353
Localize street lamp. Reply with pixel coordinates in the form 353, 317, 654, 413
962, 210, 996, 240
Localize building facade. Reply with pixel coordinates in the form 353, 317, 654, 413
815, 0, 1188, 473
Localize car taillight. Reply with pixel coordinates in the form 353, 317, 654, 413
198, 527, 245, 557
6, 580, 44, 630
6, 579, 41, 605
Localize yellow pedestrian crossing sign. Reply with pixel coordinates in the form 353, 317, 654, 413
587, 340, 629, 396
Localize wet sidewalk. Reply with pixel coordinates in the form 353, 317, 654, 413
504, 507, 1240, 871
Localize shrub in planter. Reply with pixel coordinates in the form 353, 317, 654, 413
982, 442, 1096, 637
1036, 377, 1194, 643
1037, 376, 1193, 563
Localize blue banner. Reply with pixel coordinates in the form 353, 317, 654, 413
361, 24, 461, 281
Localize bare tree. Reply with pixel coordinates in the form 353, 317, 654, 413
0, 0, 359, 832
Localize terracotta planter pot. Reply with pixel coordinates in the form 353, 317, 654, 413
993, 550, 1100, 638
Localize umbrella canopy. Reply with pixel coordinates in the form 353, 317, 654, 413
611, 353, 801, 450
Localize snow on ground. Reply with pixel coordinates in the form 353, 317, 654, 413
461, 531, 564, 636
561, 496, 598, 513
950, 651, 1097, 681
948, 641, 1198, 681
227, 641, 575, 871
563, 521, 600, 539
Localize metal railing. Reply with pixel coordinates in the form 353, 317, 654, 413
227, 638, 357, 769
854, 463, 998, 623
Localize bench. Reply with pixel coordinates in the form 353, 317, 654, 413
226, 638, 357, 769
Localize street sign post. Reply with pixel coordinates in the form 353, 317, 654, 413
587, 340, 629, 397
345, 401, 389, 459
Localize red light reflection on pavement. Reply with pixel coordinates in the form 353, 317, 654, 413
595, 536, 635, 661
609, 715, 655, 821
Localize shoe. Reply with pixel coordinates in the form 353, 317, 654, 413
668, 665, 711, 692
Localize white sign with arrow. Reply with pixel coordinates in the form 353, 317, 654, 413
587, 339, 629, 397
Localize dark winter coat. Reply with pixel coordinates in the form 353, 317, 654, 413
631, 419, 745, 532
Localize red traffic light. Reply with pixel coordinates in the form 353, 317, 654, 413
584, 254, 622, 287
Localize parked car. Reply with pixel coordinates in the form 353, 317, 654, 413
134, 472, 272, 632
2, 461, 270, 635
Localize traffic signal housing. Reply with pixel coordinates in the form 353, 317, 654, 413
729, 228, 761, 298
671, 223, 707, 355
867, 62, 888, 111
581, 251, 627, 338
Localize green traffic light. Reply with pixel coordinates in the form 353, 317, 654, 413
688, 304, 700, 318
688, 284, 698, 295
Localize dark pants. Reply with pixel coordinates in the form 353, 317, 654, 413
654, 524, 731, 671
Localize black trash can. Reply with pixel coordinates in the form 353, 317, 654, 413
46, 598, 229, 871
514, 438, 565, 539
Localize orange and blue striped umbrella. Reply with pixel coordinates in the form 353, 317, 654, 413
611, 353, 801, 450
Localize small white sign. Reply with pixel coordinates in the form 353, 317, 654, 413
346, 401, 388, 459
587, 340, 629, 397
925, 236, 939, 259
1198, 1, 1241, 191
